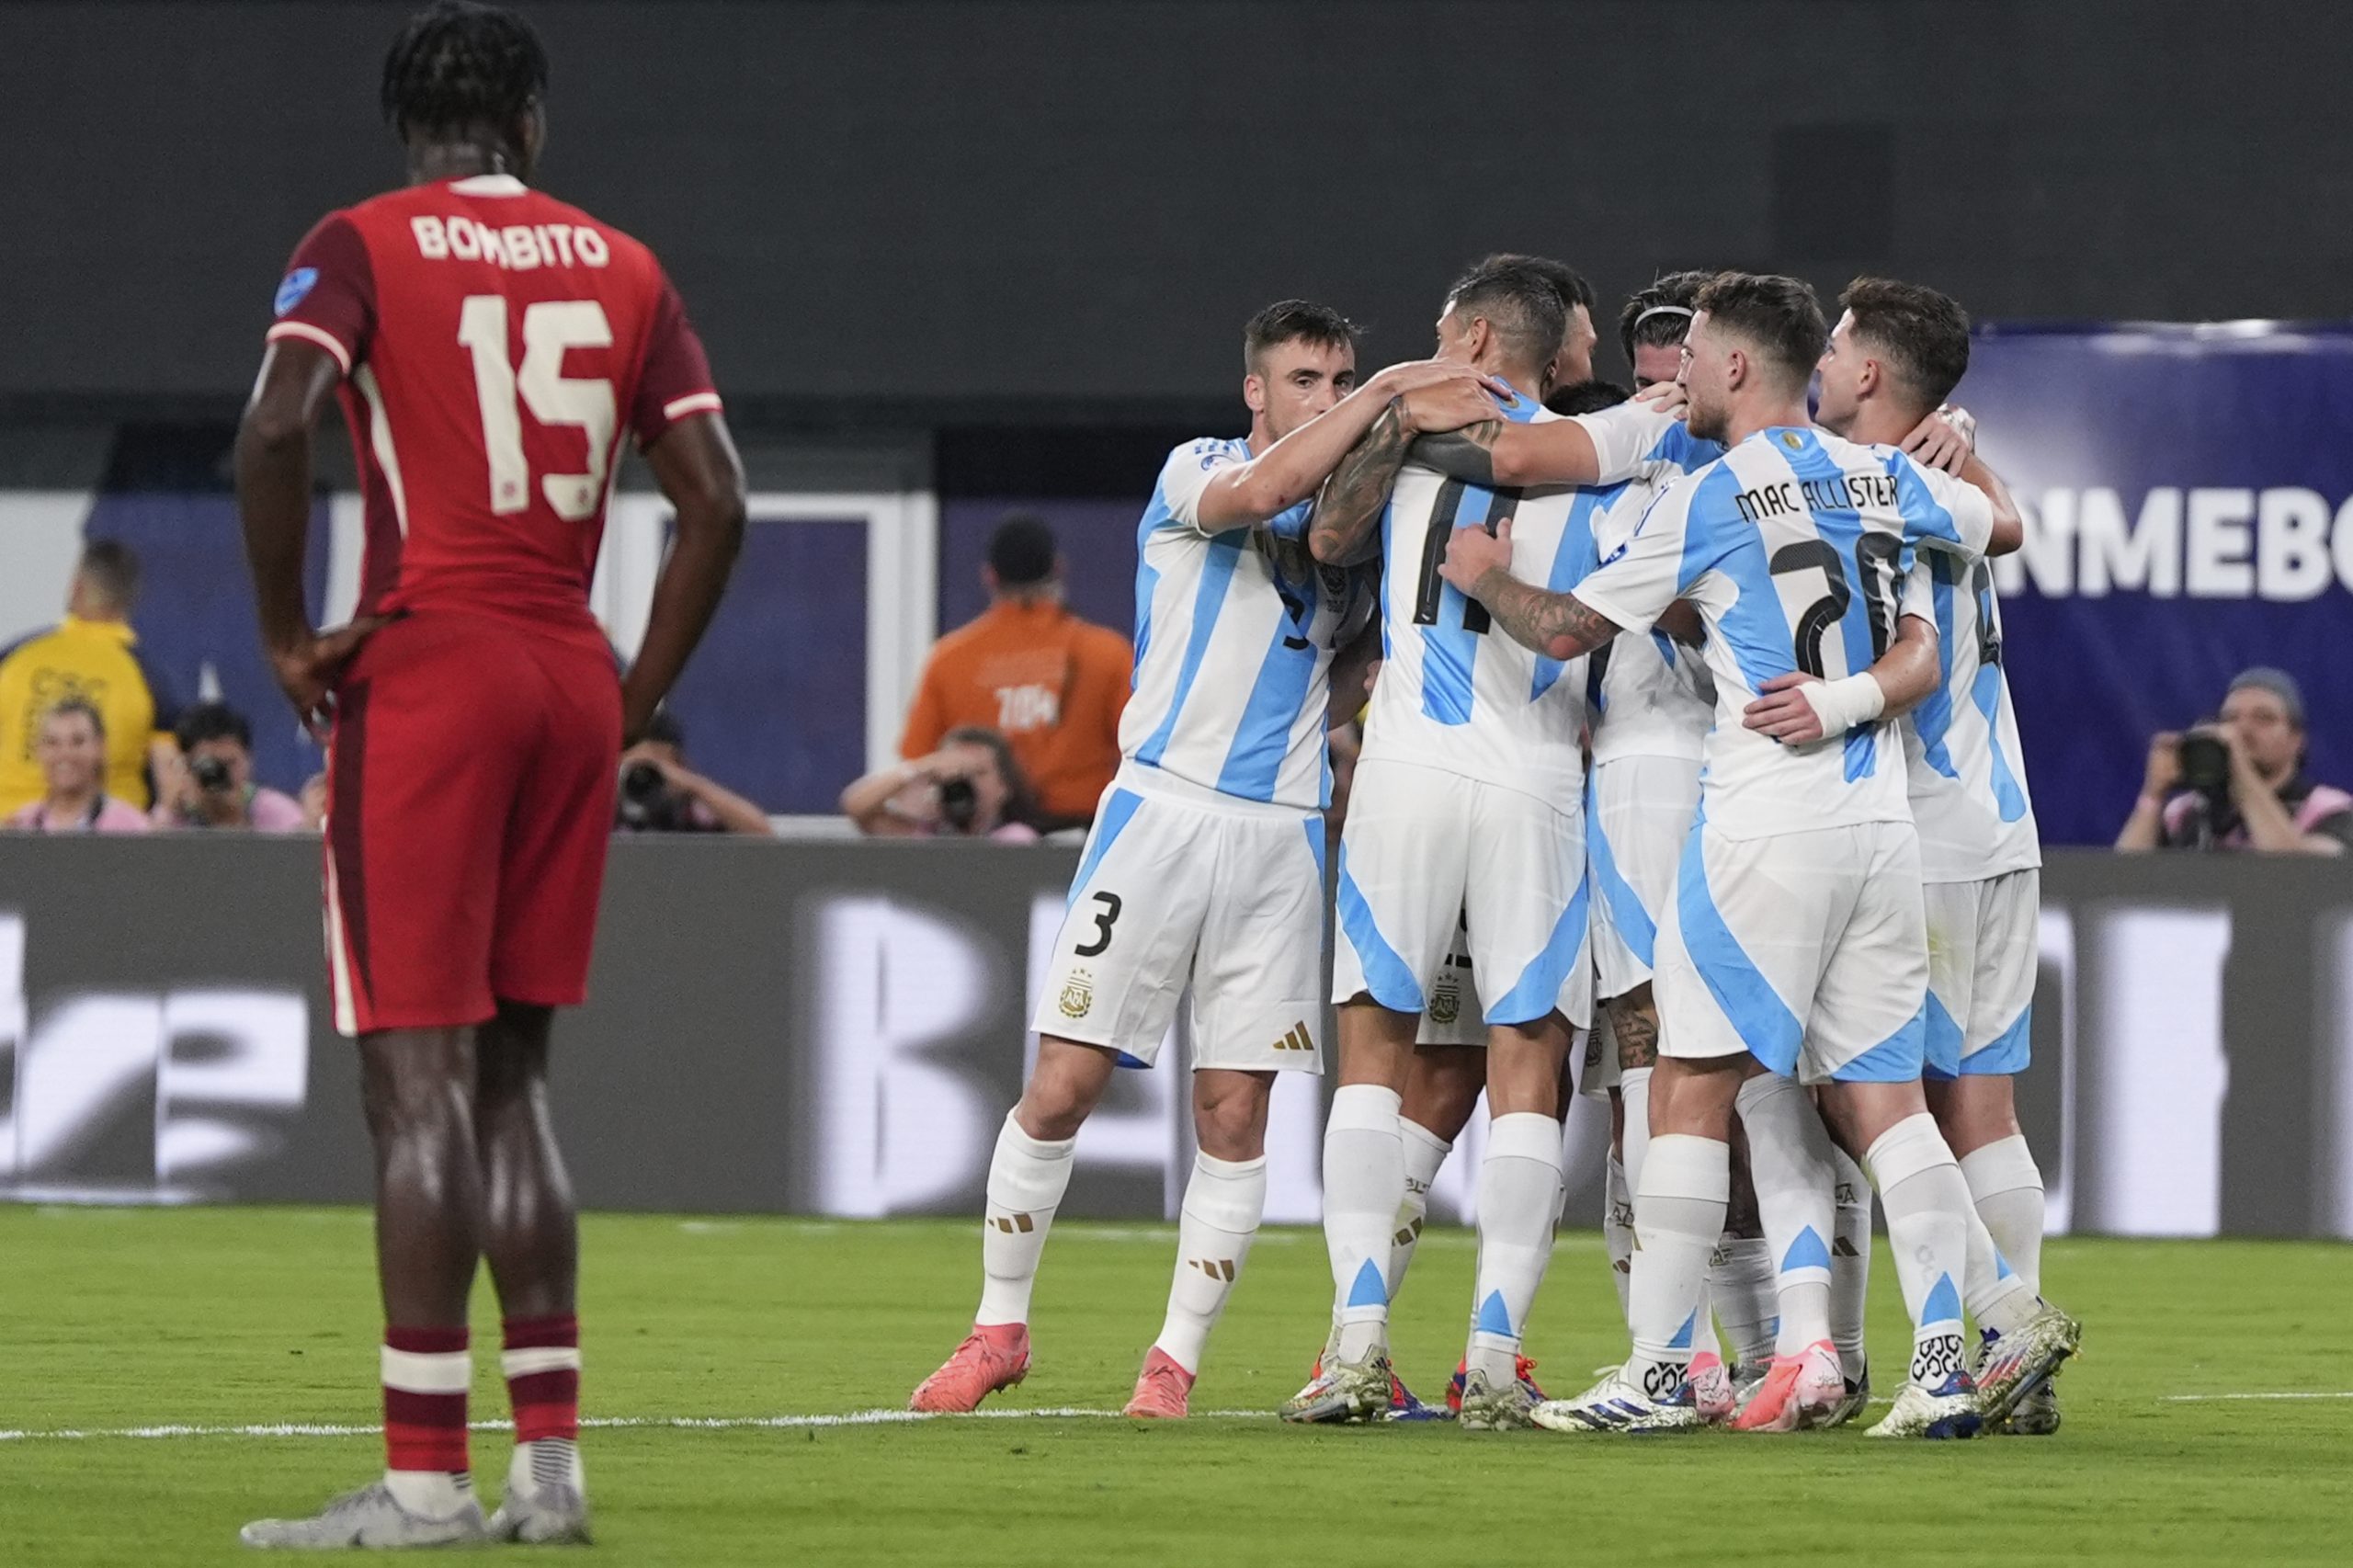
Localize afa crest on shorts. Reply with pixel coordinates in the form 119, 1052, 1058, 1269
1058, 969, 1095, 1019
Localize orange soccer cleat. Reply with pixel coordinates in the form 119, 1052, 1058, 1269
1729, 1339, 1844, 1432
910, 1324, 1031, 1414
1122, 1348, 1196, 1418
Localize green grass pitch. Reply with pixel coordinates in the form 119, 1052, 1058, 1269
6, 1206, 2350, 1564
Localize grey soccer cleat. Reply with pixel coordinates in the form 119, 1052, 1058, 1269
1823, 1362, 1871, 1428
2002, 1379, 2062, 1436
1279, 1346, 1394, 1425
240, 1481, 490, 1550
489, 1480, 593, 1545
1974, 1305, 2082, 1428
1455, 1365, 1541, 1431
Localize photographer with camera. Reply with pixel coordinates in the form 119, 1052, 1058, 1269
614, 710, 775, 835
152, 701, 305, 832
2116, 668, 2352, 855
840, 724, 1040, 842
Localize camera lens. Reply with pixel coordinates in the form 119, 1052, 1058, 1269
938, 777, 979, 830
2178, 733, 2230, 792
190, 756, 233, 793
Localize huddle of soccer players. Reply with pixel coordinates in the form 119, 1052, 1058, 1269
915, 256, 2080, 1440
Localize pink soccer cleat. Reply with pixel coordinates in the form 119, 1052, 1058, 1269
1122, 1348, 1195, 1418
1730, 1338, 1845, 1432
910, 1324, 1031, 1413
1685, 1348, 1736, 1424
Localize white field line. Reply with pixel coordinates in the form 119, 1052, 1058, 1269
4, 1391, 2347, 1444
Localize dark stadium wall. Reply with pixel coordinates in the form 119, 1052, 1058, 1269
5, 0, 2349, 418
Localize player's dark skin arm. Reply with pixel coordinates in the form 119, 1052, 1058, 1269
236, 339, 387, 732
623, 415, 747, 744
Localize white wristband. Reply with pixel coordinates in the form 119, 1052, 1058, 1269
1794, 673, 1886, 738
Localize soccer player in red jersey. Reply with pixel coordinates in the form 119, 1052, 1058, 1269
234, 3, 745, 1548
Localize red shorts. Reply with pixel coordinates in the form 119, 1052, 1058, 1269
323, 613, 621, 1035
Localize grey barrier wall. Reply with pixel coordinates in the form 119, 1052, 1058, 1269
3, 837, 2350, 1237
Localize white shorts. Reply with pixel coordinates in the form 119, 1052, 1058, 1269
1654, 818, 1928, 1085
1334, 758, 1591, 1030
1032, 767, 1326, 1073
1923, 869, 2040, 1079
1416, 911, 1486, 1047
1588, 754, 1703, 1002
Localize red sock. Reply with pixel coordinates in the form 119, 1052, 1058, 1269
382, 1325, 471, 1474
502, 1315, 580, 1444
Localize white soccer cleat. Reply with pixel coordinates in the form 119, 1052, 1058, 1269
240, 1482, 490, 1550
1530, 1366, 1703, 1435
1865, 1372, 1983, 1440
1455, 1366, 1540, 1431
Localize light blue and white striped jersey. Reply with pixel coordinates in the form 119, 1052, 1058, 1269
1360, 385, 1612, 804
1119, 437, 1370, 812
1582, 405, 1724, 766
1901, 553, 2040, 881
1574, 426, 1995, 840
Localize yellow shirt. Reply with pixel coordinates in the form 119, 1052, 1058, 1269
0, 617, 180, 815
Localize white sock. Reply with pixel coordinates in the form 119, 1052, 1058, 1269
1153, 1152, 1267, 1375
1629, 1134, 1728, 1397
383, 1470, 472, 1517
1466, 1113, 1563, 1383
1323, 1084, 1404, 1358
1388, 1119, 1452, 1301
975, 1112, 1076, 1326
1706, 1235, 1778, 1367
1620, 1067, 1654, 1191
1735, 1073, 1836, 1357
1864, 1114, 1973, 1389
1829, 1145, 1874, 1382
1604, 1153, 1635, 1323
1961, 1134, 2046, 1297
507, 1437, 583, 1495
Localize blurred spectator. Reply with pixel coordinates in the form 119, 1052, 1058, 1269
4, 699, 152, 834
842, 724, 1040, 842
900, 515, 1129, 829
615, 709, 775, 835
0, 540, 180, 816
300, 772, 329, 832
153, 702, 305, 832
2116, 667, 2351, 855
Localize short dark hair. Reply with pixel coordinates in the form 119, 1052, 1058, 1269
40, 696, 105, 744
940, 724, 1040, 832
1479, 253, 1595, 319
986, 514, 1058, 587
175, 701, 253, 754
381, 2, 550, 143
1243, 300, 1358, 374
1545, 379, 1631, 417
1839, 276, 1972, 411
1445, 257, 1570, 376
1694, 271, 1827, 390
1620, 269, 1712, 367
75, 539, 141, 611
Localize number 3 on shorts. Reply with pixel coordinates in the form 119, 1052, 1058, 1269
1074, 892, 1121, 957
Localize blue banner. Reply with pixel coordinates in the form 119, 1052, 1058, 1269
1965, 323, 2353, 845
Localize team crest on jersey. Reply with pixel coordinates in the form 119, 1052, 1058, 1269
273, 267, 319, 318
1779, 430, 1804, 450
1058, 969, 1095, 1019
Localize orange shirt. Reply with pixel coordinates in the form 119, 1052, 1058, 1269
900, 600, 1131, 824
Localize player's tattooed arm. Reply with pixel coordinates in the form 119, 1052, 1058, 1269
1308, 399, 1413, 566
1435, 517, 1621, 662
1406, 420, 1503, 488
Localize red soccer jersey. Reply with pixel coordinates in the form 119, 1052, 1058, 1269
266, 173, 721, 645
